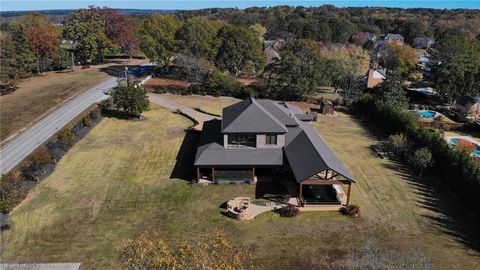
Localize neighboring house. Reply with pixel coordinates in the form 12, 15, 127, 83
455, 95, 480, 119
413, 37, 435, 49
366, 68, 387, 88
263, 39, 286, 63
416, 49, 432, 71
194, 97, 355, 208
384, 34, 405, 45
351, 31, 377, 46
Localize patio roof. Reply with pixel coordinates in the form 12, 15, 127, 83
285, 121, 355, 183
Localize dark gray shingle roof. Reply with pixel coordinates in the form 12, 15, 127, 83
222, 97, 288, 133
456, 95, 480, 107
196, 98, 355, 183
195, 119, 283, 166
285, 121, 354, 182
256, 100, 299, 127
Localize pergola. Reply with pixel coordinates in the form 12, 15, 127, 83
298, 168, 355, 206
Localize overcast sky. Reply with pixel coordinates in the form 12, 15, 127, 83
1, 0, 479, 11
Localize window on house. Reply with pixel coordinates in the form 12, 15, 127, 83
266, 134, 277, 145
228, 134, 256, 148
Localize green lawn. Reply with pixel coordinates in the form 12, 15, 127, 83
2, 101, 479, 269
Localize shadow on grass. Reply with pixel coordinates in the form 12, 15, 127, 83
170, 130, 200, 182
346, 109, 480, 253
383, 162, 480, 253
102, 109, 143, 120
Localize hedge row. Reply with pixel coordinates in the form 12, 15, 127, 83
353, 94, 480, 218
0, 106, 102, 213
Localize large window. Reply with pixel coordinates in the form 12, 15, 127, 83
266, 134, 277, 145
228, 134, 256, 148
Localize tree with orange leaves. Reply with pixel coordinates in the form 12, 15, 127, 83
457, 139, 476, 154
26, 27, 59, 74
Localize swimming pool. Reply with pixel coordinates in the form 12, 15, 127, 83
415, 110, 437, 118
416, 89, 434, 95
449, 137, 480, 157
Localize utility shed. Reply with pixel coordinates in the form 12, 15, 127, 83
320, 101, 335, 115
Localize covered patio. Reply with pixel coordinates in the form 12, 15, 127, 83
298, 169, 353, 207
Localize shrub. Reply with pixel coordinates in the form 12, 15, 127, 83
99, 98, 114, 111
0, 171, 25, 213
89, 107, 101, 120
408, 147, 434, 174
118, 230, 253, 269
341, 204, 360, 217
29, 146, 53, 169
386, 133, 408, 158
83, 117, 93, 127
56, 128, 75, 149
277, 205, 299, 217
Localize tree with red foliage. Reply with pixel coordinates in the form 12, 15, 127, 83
91, 7, 139, 56
457, 139, 476, 154
26, 27, 59, 74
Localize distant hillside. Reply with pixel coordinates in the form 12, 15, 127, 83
0, 9, 177, 24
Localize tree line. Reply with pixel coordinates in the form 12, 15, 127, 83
1, 5, 479, 101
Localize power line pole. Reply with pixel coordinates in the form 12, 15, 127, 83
124, 60, 128, 86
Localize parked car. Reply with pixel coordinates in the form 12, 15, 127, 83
81, 64, 90, 69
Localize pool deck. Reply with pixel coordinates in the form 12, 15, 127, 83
445, 135, 480, 145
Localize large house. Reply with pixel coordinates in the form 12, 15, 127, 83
455, 95, 480, 119
194, 97, 355, 208
263, 39, 286, 63
384, 33, 405, 45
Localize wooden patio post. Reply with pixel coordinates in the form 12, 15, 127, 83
196, 166, 200, 181
299, 182, 303, 206
252, 167, 255, 182
346, 183, 352, 206
212, 167, 215, 182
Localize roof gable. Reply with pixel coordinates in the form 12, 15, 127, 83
285, 122, 354, 182
456, 95, 480, 107
385, 34, 404, 41
256, 100, 299, 127
222, 98, 288, 133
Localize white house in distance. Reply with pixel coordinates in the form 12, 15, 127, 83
455, 95, 480, 119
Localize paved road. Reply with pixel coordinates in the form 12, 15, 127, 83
0, 78, 117, 174
148, 94, 216, 130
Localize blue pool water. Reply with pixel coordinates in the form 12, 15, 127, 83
128, 65, 155, 76
416, 110, 437, 118
414, 88, 434, 95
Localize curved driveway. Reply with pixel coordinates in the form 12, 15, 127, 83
148, 94, 216, 130
0, 78, 117, 174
